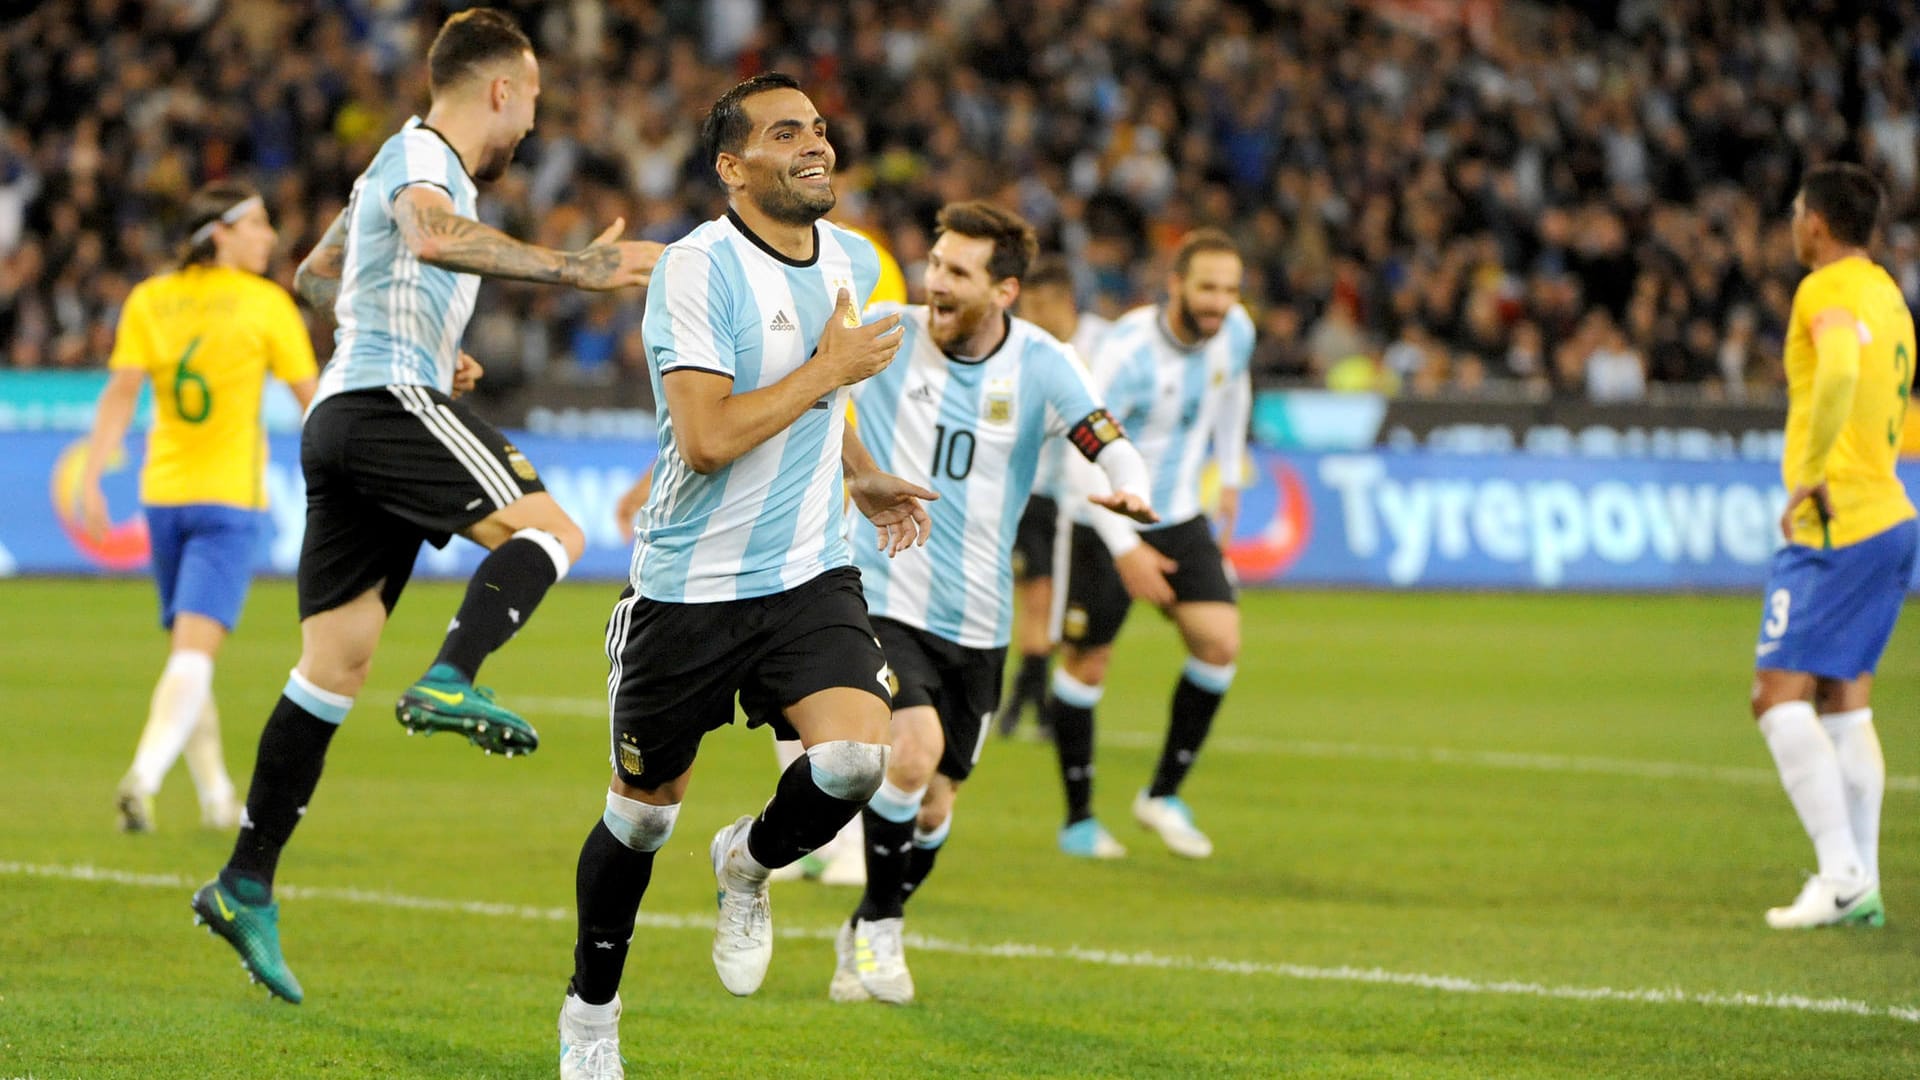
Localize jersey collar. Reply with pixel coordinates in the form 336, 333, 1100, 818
726, 208, 819, 268
941, 312, 1014, 365
410, 117, 478, 185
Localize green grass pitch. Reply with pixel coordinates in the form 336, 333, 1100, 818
3, 579, 1917, 1078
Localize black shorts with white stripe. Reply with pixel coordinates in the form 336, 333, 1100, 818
296, 385, 545, 619
871, 617, 1005, 782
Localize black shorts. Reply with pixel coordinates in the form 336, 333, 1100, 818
1011, 494, 1059, 583
1059, 515, 1236, 648
872, 617, 1006, 782
297, 385, 544, 619
605, 567, 891, 790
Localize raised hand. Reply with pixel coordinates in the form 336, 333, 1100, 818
810, 289, 903, 387
570, 220, 664, 292
1089, 490, 1159, 525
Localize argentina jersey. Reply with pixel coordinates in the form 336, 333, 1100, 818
1080, 303, 1253, 529
316, 117, 481, 406
634, 212, 882, 603
1032, 311, 1113, 501
850, 307, 1108, 648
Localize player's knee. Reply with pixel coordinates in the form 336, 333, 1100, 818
548, 517, 587, 564
1062, 647, 1110, 686
602, 791, 679, 852
1191, 628, 1239, 667
1183, 656, 1237, 695
806, 739, 890, 802
916, 803, 951, 836
887, 743, 939, 792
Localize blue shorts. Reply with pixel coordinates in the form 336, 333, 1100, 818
1755, 517, 1918, 680
145, 504, 266, 632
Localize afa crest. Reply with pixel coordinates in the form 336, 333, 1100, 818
1064, 605, 1089, 641
984, 378, 1015, 425
618, 738, 644, 777
503, 444, 540, 482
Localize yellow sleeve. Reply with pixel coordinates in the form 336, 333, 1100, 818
107, 285, 154, 373
259, 284, 319, 383
1799, 306, 1863, 483
869, 242, 908, 306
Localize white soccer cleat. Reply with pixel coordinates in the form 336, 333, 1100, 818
200, 794, 242, 830
115, 783, 155, 834
852, 916, 914, 1004
558, 993, 623, 1079
1132, 791, 1214, 859
828, 919, 873, 1003
710, 815, 773, 995
1765, 874, 1885, 929
819, 840, 868, 887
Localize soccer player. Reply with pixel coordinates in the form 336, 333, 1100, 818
828, 202, 1154, 1005
190, 8, 656, 1004
1752, 162, 1916, 930
79, 181, 317, 834
556, 73, 933, 1078
1045, 228, 1254, 860
994, 255, 1112, 738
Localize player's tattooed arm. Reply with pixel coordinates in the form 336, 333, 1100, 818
293, 209, 348, 317
392, 186, 658, 290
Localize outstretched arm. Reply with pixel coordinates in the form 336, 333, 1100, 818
391, 186, 659, 291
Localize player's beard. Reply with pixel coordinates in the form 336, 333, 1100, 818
473, 135, 523, 182
754, 173, 836, 226
930, 297, 993, 352
1173, 294, 1223, 342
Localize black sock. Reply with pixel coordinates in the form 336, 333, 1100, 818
1015, 654, 1050, 717
901, 833, 945, 904
433, 536, 561, 681
747, 754, 868, 869
222, 695, 339, 897
1148, 675, 1226, 798
568, 820, 656, 1006
1047, 692, 1096, 825
853, 808, 915, 922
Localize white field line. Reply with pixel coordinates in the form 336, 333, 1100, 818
7, 861, 1916, 1026
506, 695, 1920, 794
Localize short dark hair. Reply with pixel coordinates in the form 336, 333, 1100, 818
935, 200, 1038, 283
1801, 163, 1884, 248
1024, 255, 1074, 291
1172, 228, 1241, 277
177, 181, 261, 267
428, 8, 533, 94
700, 72, 803, 174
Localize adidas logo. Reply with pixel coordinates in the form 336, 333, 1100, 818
769, 310, 796, 331
908, 384, 936, 404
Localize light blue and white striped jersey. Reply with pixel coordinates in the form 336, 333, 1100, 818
316, 117, 481, 406
633, 211, 882, 603
851, 306, 1108, 649
1030, 312, 1112, 501
1076, 303, 1254, 530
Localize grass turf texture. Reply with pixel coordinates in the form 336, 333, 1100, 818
3, 579, 1917, 1078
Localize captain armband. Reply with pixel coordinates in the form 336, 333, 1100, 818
1067, 409, 1126, 461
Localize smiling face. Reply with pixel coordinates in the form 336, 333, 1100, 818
726, 87, 837, 225
214, 201, 277, 275
924, 231, 1016, 351
473, 50, 540, 182
1168, 250, 1244, 342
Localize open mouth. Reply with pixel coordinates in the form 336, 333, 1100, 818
793, 164, 829, 182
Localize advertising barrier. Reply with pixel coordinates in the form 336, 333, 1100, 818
11, 430, 1920, 592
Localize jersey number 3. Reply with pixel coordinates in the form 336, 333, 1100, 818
1890, 342, 1912, 447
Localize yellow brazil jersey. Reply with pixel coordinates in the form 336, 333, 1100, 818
1782, 256, 1919, 547
108, 265, 318, 510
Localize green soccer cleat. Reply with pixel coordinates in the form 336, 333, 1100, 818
191, 878, 303, 1003
395, 665, 539, 756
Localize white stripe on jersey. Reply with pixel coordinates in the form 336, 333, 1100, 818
389, 385, 521, 509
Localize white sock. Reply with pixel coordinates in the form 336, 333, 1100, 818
1759, 702, 1863, 882
1820, 708, 1884, 884
564, 992, 621, 1026
183, 698, 235, 810
126, 651, 215, 795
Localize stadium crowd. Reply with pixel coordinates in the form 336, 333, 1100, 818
5, 0, 1920, 404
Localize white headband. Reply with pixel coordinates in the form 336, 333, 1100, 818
189, 195, 264, 246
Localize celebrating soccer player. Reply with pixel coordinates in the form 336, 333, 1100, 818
824, 203, 1155, 1006
81, 181, 318, 835
1751, 163, 1916, 930
556, 73, 933, 1077
189, 8, 658, 1005
1045, 228, 1254, 860
994, 255, 1113, 739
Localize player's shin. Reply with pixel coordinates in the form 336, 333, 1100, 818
1758, 701, 1864, 882
1047, 671, 1103, 824
854, 780, 924, 922
125, 650, 216, 797
430, 528, 570, 682
1821, 708, 1885, 883
571, 794, 676, 1005
902, 815, 951, 903
222, 671, 348, 897
749, 741, 888, 869
1148, 659, 1235, 798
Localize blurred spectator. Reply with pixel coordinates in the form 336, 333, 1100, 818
5, 0, 1918, 408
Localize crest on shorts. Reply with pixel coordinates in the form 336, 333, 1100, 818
1064, 605, 1089, 641
618, 736, 643, 777
503, 444, 539, 482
